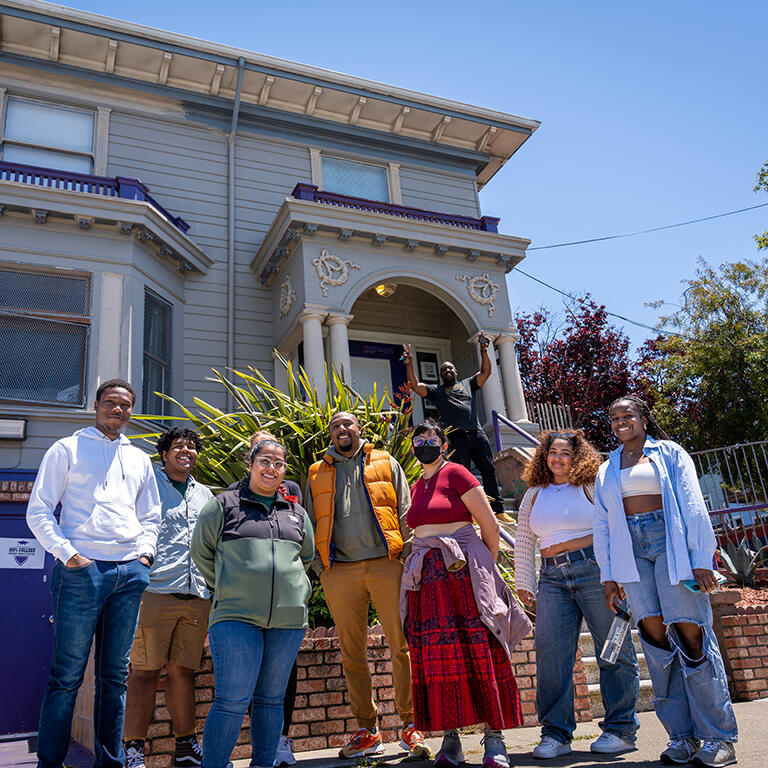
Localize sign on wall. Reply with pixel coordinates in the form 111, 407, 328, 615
0, 538, 46, 569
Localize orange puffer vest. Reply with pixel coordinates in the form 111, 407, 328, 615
308, 444, 402, 569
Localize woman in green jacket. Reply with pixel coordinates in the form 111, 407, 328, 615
192, 438, 314, 768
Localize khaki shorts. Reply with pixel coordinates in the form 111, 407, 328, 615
130, 591, 210, 671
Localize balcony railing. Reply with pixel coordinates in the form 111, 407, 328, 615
0, 160, 190, 233
291, 183, 500, 232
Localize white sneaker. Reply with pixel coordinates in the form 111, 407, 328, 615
590, 732, 636, 754
532, 736, 572, 759
274, 735, 297, 767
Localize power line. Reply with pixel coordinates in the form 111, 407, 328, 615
528, 202, 768, 251
512, 266, 689, 339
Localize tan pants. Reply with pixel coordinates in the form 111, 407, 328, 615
320, 557, 413, 731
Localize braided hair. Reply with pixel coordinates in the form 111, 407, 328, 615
609, 395, 669, 441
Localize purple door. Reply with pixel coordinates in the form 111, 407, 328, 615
0, 471, 53, 736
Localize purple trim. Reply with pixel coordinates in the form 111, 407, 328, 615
0, 160, 190, 233
492, 409, 539, 452
291, 183, 500, 232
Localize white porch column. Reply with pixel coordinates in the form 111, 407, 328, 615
301, 310, 327, 402
272, 350, 289, 394
326, 313, 354, 384
480, 338, 507, 423
496, 333, 527, 421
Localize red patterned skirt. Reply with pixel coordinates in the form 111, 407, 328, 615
406, 548, 523, 731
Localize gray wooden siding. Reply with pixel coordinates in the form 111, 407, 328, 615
399, 165, 480, 217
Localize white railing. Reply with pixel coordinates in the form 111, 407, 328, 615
525, 400, 574, 431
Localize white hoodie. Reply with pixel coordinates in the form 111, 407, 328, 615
26, 426, 161, 563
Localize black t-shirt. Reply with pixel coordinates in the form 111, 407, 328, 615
424, 376, 480, 431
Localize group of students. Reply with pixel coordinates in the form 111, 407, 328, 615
25, 375, 738, 768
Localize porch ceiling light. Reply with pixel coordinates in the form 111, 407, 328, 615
375, 283, 397, 297
0, 418, 27, 440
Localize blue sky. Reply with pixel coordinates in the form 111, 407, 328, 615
72, 0, 768, 349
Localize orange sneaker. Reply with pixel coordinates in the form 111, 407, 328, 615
401, 724, 431, 759
339, 728, 384, 758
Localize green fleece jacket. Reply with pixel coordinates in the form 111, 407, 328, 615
191, 482, 314, 629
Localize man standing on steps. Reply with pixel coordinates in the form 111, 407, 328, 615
305, 412, 429, 760
26, 378, 161, 768
403, 335, 505, 515
124, 427, 213, 768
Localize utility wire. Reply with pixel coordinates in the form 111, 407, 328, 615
512, 266, 690, 339
527, 202, 768, 251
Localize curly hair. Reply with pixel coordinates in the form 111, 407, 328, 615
522, 429, 602, 488
156, 427, 202, 465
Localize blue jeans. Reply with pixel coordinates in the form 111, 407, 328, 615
622, 510, 738, 742
38, 559, 149, 768
203, 621, 306, 768
535, 547, 639, 745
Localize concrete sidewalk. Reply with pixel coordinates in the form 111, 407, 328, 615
1, 699, 764, 767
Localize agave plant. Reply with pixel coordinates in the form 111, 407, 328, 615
718, 536, 768, 587
136, 352, 420, 492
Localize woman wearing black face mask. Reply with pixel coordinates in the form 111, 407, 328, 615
400, 420, 530, 768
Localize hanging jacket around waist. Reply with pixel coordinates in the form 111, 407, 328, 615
191, 480, 315, 629
308, 443, 402, 569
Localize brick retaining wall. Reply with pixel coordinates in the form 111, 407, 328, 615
720, 607, 768, 701
0, 479, 33, 502
140, 625, 592, 768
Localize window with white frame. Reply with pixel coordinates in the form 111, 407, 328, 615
0, 263, 91, 406
321, 155, 389, 201
1, 96, 95, 173
143, 289, 172, 416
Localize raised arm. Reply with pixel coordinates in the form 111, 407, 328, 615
473, 332, 492, 387
402, 344, 427, 398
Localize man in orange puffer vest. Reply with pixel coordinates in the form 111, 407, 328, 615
306, 412, 428, 760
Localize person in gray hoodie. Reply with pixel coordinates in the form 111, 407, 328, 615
26, 379, 161, 768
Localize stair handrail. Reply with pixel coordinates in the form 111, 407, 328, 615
491, 409, 540, 452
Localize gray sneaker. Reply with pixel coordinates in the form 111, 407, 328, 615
434, 730, 465, 767
661, 738, 701, 765
693, 740, 737, 767
481, 729, 509, 768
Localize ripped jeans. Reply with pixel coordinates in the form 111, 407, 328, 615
622, 510, 738, 742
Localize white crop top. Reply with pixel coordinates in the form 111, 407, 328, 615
529, 483, 594, 550
621, 461, 662, 498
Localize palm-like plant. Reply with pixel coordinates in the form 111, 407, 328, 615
136, 354, 419, 492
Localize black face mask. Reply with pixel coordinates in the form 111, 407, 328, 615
414, 444, 442, 464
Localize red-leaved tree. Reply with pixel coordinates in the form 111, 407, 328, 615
515, 297, 635, 451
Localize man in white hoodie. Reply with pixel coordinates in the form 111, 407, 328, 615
26, 378, 161, 768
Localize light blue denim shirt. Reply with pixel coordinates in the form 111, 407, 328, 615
593, 437, 716, 585
149, 466, 213, 598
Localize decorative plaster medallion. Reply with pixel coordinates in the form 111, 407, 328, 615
279, 275, 297, 319
312, 249, 360, 297
456, 272, 500, 318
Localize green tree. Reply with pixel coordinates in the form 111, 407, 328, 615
755, 159, 768, 251
640, 256, 768, 450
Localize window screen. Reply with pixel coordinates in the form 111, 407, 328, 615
0, 263, 91, 405
143, 290, 172, 415
322, 156, 389, 201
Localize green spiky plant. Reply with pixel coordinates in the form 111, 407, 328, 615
135, 354, 418, 626
718, 536, 768, 588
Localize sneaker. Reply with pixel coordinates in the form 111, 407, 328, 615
661, 738, 701, 765
532, 736, 572, 759
434, 730, 464, 767
401, 724, 431, 759
590, 732, 636, 754
274, 735, 297, 767
693, 740, 737, 767
174, 735, 203, 768
125, 741, 145, 768
339, 728, 384, 758
481, 729, 508, 768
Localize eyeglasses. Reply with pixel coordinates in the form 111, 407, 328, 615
252, 457, 288, 472
413, 435, 442, 447
550, 432, 576, 441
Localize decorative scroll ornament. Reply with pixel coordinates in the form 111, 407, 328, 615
456, 272, 500, 318
279, 275, 297, 319
312, 249, 360, 297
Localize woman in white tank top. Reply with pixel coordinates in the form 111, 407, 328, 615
515, 430, 639, 759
